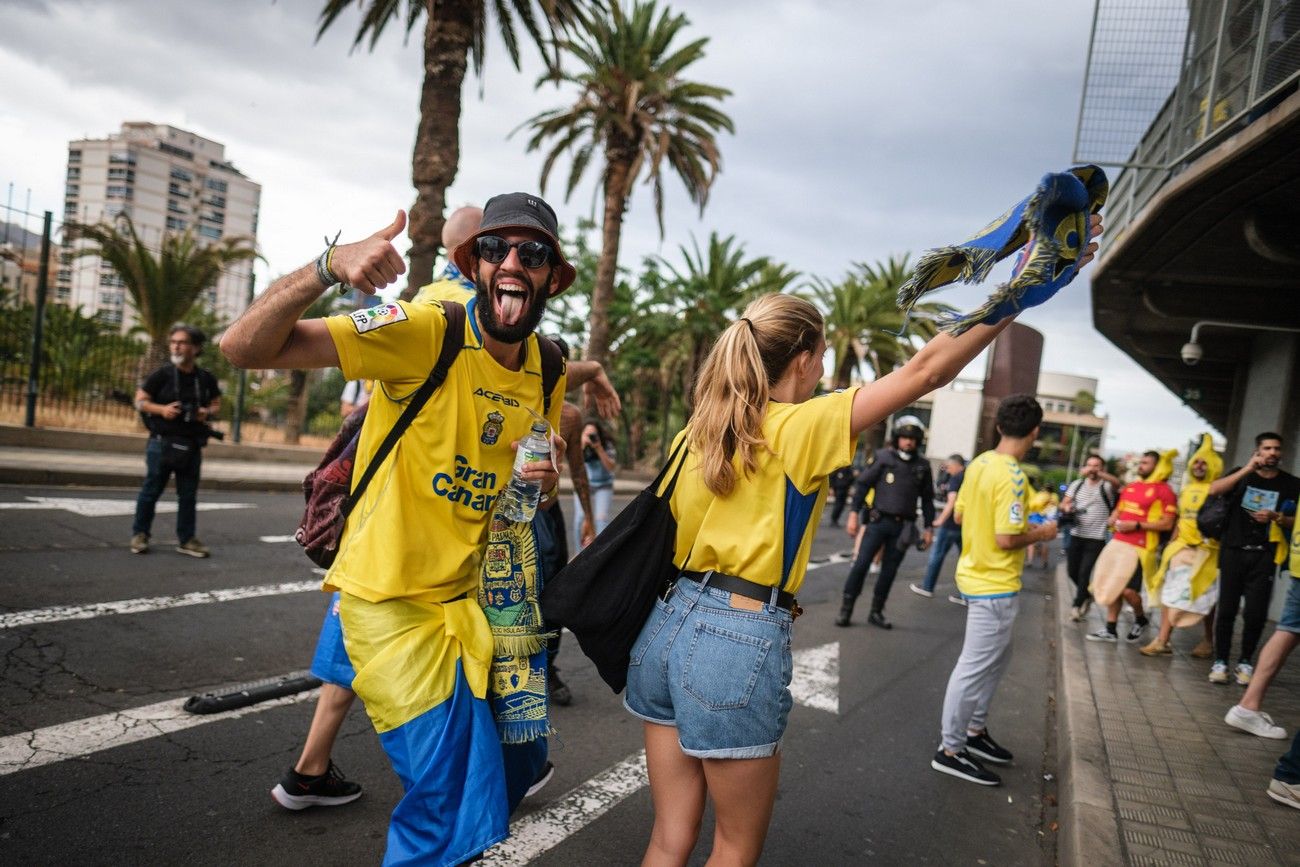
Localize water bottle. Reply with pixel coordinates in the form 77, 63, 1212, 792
498, 420, 551, 523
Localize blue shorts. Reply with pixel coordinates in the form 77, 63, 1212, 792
310, 591, 357, 689
1279, 578, 1300, 634
624, 576, 793, 759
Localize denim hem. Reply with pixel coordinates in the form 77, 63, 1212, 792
622, 696, 676, 727
681, 739, 780, 759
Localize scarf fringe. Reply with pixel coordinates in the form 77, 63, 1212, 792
496, 719, 555, 745
491, 631, 556, 660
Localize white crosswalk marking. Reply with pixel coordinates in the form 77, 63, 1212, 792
0, 688, 317, 776
0, 496, 255, 517
0, 580, 320, 630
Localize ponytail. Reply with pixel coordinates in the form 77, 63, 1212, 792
688, 294, 823, 496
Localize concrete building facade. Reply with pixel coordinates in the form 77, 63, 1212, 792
58, 123, 261, 330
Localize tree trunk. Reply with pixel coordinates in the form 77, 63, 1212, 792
402, 0, 475, 300
283, 369, 309, 445
833, 349, 855, 390
586, 150, 633, 372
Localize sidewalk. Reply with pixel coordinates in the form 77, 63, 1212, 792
1055, 567, 1300, 866
0, 441, 651, 493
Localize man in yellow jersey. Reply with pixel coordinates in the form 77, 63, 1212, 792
222, 192, 572, 865
931, 395, 1057, 787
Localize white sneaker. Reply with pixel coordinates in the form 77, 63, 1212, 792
1234, 662, 1254, 685
1225, 705, 1287, 739
909, 583, 933, 598
1208, 661, 1230, 684
947, 594, 967, 607
1268, 778, 1300, 810
1086, 628, 1118, 643
869, 562, 881, 574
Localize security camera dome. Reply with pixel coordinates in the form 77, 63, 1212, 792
1181, 341, 1202, 365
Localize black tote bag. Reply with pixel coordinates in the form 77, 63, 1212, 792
540, 440, 689, 693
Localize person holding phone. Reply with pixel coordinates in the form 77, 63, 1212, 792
1206, 432, 1299, 685
573, 418, 617, 549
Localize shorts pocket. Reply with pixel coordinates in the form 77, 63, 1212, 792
683, 621, 772, 710
628, 597, 674, 668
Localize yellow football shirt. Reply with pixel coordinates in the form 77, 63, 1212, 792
1174, 481, 1216, 549
323, 298, 565, 603
1290, 519, 1299, 577
954, 449, 1030, 597
661, 388, 859, 596
412, 278, 474, 306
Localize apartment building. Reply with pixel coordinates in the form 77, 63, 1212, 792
58, 122, 260, 329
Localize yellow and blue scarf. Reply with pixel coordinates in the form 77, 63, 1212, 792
480, 513, 553, 744
897, 165, 1108, 335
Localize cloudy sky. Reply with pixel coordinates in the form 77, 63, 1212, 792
0, 0, 1213, 453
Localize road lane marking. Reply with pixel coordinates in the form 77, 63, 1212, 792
260, 535, 296, 543
481, 752, 649, 865
483, 642, 839, 862
0, 580, 320, 630
0, 496, 255, 517
0, 684, 317, 776
790, 641, 839, 714
805, 551, 853, 571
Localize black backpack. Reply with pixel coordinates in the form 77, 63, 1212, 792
1196, 477, 1244, 542
295, 302, 564, 567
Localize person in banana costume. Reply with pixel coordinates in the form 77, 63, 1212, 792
1140, 435, 1222, 656
1087, 449, 1179, 644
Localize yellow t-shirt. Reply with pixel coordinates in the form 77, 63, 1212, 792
1174, 480, 1217, 549
1289, 520, 1299, 577
323, 298, 565, 603
661, 388, 859, 596
954, 450, 1030, 597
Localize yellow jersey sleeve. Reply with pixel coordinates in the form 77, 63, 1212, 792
324, 300, 445, 386
771, 387, 860, 492
993, 465, 1028, 536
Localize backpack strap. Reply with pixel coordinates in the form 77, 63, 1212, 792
341, 301, 467, 518
536, 334, 566, 417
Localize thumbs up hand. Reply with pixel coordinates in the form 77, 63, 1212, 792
328, 210, 408, 295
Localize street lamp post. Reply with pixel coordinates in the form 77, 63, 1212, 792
1066, 432, 1102, 485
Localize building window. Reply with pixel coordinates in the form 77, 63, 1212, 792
167, 183, 191, 199
55, 286, 70, 301
203, 195, 226, 209
104, 203, 128, 218
166, 216, 188, 231
201, 210, 224, 225
107, 167, 135, 181
68, 149, 82, 163
57, 268, 72, 282
99, 290, 124, 306
96, 308, 123, 325
205, 178, 228, 193
158, 142, 193, 161
197, 225, 222, 240
106, 185, 133, 200
65, 183, 80, 197
170, 167, 193, 183
167, 199, 187, 215
67, 167, 80, 180
99, 271, 125, 287
108, 150, 136, 165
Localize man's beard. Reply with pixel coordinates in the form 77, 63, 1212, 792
475, 266, 549, 344
170, 353, 187, 366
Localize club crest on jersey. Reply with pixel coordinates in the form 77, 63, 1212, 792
350, 303, 407, 333
1009, 502, 1024, 525
481, 410, 505, 445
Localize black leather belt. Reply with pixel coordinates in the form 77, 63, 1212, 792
681, 569, 798, 612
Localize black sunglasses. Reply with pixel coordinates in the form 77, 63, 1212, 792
475, 235, 556, 269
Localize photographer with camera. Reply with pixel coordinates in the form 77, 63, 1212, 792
573, 418, 616, 549
1060, 454, 1118, 622
130, 324, 222, 558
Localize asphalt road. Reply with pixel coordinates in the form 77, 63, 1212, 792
0, 483, 1063, 865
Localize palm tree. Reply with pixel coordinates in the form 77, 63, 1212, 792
519, 0, 734, 369
315, 0, 593, 297
66, 215, 258, 372
661, 232, 796, 411
809, 255, 954, 389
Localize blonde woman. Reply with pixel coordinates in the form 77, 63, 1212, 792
626, 222, 1100, 866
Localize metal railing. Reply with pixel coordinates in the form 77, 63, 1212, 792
1075, 0, 1300, 242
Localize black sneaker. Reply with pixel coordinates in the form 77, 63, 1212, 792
549, 673, 572, 707
930, 749, 1001, 786
867, 610, 893, 630
270, 761, 362, 810
525, 761, 555, 798
1125, 621, 1147, 643
965, 730, 1013, 765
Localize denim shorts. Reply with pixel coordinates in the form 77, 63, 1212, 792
1279, 578, 1300, 634
623, 575, 793, 759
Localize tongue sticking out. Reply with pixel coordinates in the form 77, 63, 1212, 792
498, 291, 525, 326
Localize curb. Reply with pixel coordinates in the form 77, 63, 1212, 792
1054, 565, 1126, 866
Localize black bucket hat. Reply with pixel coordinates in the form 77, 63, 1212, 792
451, 192, 576, 295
